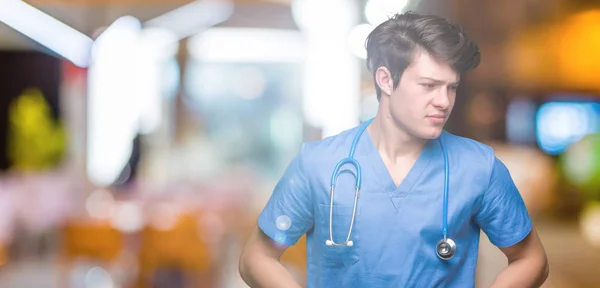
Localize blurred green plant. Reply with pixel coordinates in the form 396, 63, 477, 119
7, 88, 66, 171
560, 133, 600, 202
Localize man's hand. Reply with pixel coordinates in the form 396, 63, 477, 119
490, 227, 549, 288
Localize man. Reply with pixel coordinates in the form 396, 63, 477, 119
239, 12, 549, 287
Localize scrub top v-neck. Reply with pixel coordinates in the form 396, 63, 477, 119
358, 130, 438, 210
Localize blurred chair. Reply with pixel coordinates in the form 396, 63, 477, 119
60, 220, 125, 287
62, 221, 124, 261
136, 212, 216, 288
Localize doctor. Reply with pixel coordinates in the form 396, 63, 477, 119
239, 12, 548, 287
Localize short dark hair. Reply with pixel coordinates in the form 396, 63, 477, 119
365, 12, 481, 100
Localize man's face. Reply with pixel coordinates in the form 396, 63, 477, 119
379, 51, 459, 140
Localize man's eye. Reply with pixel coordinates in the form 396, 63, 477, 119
421, 84, 435, 88
449, 85, 459, 91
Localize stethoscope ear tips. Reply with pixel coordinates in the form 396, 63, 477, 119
436, 238, 456, 260
325, 240, 333, 246
346, 240, 353, 247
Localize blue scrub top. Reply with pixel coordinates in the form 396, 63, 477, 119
258, 125, 532, 287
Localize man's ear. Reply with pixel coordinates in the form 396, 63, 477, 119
375, 66, 394, 96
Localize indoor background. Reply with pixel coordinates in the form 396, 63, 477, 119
0, 0, 599, 287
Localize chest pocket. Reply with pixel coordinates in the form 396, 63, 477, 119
317, 204, 360, 267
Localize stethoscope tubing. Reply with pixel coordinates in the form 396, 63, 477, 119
326, 118, 455, 260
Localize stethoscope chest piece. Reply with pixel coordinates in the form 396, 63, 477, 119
436, 237, 456, 260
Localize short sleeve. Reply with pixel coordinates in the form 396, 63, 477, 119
474, 156, 532, 248
257, 144, 314, 246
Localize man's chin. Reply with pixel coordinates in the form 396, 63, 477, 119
418, 127, 444, 140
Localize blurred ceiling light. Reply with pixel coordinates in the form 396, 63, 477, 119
292, 0, 356, 31
365, 0, 410, 27
291, 0, 360, 137
92, 16, 142, 61
292, 0, 336, 30
87, 16, 142, 187
0, 0, 93, 67
188, 28, 306, 63
145, 0, 233, 40
135, 27, 178, 135
348, 23, 374, 59
137, 27, 179, 61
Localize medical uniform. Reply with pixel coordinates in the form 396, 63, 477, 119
258, 124, 532, 287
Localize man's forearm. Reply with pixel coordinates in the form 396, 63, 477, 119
490, 257, 549, 288
239, 255, 302, 288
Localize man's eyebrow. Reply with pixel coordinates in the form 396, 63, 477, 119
419, 77, 460, 85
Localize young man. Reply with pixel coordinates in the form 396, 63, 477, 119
239, 12, 549, 287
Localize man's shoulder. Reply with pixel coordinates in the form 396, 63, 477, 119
442, 131, 496, 166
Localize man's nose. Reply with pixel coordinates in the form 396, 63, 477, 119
432, 87, 451, 109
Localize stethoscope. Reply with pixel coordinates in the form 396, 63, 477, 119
325, 118, 456, 260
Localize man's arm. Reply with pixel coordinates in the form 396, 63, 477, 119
240, 144, 313, 287
239, 227, 302, 288
490, 228, 549, 288
474, 155, 548, 287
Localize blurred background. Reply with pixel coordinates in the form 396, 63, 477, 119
0, 0, 599, 287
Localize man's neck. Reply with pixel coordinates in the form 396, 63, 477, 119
366, 115, 428, 165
